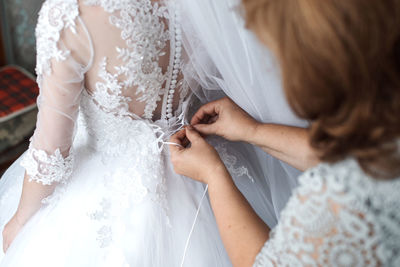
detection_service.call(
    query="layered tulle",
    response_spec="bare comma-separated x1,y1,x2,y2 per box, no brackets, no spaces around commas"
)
180,0,308,227
0,118,232,267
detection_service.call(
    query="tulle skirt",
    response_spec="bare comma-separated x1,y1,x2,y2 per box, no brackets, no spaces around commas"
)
0,140,232,266
0,114,294,267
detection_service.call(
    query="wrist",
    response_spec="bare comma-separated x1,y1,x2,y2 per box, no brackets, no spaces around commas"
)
15,208,34,226
243,120,261,144
206,164,233,189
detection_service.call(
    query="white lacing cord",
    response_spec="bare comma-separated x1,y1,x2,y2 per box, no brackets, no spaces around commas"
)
163,141,184,149
180,184,209,267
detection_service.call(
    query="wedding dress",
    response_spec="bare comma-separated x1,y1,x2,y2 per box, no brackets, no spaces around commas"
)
0,0,232,266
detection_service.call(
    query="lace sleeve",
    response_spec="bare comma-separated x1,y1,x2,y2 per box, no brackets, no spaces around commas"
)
20,0,93,186
253,161,397,266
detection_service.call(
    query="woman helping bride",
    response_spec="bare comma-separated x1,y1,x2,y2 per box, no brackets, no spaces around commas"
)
0,0,234,266
1,0,306,266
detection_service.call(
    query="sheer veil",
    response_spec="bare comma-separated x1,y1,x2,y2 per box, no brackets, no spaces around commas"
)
180,0,308,227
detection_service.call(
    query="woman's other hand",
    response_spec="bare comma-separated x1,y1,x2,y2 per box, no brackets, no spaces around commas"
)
191,97,259,143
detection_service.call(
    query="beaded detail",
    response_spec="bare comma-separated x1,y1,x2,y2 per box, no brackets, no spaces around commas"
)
165,6,183,119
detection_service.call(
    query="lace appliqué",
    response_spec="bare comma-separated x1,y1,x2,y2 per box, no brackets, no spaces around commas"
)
35,0,79,81
88,166,168,250
92,58,133,116
214,142,254,182
86,0,170,119
20,146,74,185
254,159,400,267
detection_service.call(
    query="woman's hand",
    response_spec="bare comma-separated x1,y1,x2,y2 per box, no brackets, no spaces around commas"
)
191,97,260,142
2,213,24,253
169,126,228,184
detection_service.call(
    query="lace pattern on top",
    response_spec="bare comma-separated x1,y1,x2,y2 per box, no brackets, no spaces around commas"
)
21,0,82,186
254,159,400,267
20,145,74,186
27,0,189,194
35,0,79,82
85,0,183,120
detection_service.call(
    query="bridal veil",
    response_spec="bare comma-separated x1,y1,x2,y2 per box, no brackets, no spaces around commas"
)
180,0,308,227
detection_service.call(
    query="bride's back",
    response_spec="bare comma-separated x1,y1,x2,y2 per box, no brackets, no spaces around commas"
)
30,0,189,164
52,0,187,122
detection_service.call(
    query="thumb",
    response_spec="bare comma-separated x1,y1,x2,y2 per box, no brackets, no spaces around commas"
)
185,126,204,144
192,123,218,136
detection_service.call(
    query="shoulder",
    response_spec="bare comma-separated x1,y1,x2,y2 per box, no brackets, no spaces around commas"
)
255,160,400,266
295,159,400,265
295,159,400,226
298,158,400,203
35,0,83,78
37,0,80,29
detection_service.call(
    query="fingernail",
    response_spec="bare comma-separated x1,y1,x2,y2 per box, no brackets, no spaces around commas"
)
187,125,193,130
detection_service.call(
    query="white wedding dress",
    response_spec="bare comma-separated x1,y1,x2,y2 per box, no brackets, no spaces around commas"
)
0,0,233,266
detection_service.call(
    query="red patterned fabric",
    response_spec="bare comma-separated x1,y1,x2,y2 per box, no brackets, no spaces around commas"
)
0,66,38,119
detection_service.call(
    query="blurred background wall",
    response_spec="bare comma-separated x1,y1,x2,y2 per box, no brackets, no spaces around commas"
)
0,0,43,175
0,0,42,72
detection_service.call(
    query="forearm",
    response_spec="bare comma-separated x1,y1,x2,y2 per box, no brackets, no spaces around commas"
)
15,173,56,225
246,123,319,171
208,167,270,267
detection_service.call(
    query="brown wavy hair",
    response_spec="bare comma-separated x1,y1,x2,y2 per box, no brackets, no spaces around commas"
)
243,0,400,178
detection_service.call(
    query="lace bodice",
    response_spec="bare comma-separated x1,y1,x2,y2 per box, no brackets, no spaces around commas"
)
254,159,400,267
21,0,191,185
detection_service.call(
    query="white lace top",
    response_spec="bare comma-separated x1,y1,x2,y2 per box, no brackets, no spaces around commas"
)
20,0,190,185
254,159,400,267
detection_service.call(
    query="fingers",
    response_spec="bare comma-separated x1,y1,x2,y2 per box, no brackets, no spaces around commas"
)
191,101,219,125
169,129,186,153
185,126,204,144
169,126,207,155
192,123,218,136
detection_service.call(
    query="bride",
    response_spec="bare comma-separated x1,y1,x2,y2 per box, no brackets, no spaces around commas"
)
0,0,232,266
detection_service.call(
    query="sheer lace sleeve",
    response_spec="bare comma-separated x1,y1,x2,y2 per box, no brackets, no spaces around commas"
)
254,160,400,267
20,0,93,186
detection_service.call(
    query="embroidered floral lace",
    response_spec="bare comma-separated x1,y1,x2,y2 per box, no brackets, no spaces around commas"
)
254,159,400,267
21,0,189,187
